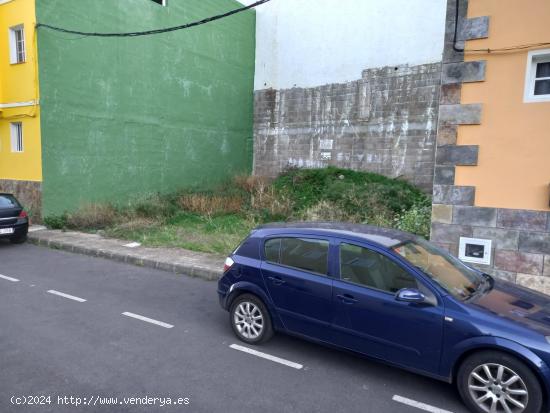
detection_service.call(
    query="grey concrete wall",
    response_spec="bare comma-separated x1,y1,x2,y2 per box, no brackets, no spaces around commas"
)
253,62,442,192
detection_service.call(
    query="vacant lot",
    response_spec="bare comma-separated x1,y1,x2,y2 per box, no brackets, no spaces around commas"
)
44,167,432,255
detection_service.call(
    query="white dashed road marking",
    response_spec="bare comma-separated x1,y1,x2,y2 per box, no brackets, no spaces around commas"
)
0,274,20,282
47,290,87,303
121,312,174,329
229,344,303,370
392,395,454,413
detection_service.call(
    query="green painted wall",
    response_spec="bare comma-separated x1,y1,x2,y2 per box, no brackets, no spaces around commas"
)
35,0,255,216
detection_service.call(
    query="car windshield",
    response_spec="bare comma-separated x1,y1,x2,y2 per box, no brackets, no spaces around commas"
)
392,238,485,300
0,195,20,209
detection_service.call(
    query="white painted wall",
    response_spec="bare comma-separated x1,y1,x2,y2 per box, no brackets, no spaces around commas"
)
239,0,447,90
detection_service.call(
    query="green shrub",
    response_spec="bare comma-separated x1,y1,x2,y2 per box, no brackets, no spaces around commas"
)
395,200,432,238
272,167,429,226
43,214,68,230
129,193,179,219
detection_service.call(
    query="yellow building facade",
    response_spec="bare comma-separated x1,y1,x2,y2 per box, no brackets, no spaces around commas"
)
0,0,42,195
0,0,42,219
432,0,550,290
458,0,550,212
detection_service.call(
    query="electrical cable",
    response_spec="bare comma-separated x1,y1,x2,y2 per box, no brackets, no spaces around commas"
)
35,0,271,38
453,0,550,54
465,42,550,54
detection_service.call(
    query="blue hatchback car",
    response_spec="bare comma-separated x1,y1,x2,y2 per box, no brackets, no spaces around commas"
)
218,222,550,413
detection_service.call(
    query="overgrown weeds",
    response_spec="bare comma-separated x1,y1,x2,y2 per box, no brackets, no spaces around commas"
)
178,193,245,216
44,167,432,254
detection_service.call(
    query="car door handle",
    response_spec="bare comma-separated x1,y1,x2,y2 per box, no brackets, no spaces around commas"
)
268,276,286,286
336,294,358,304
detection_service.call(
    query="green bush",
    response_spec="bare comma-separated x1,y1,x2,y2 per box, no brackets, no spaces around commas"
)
129,193,180,219
43,214,68,230
271,167,431,236
395,200,432,239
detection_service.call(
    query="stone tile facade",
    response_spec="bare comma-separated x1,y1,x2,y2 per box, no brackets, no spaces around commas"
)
253,62,442,192
0,179,42,222
432,205,550,283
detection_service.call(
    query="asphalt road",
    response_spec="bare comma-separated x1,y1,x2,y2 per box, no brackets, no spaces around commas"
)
0,241,470,413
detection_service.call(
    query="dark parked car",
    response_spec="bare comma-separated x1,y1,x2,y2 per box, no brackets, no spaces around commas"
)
0,193,29,244
218,222,550,413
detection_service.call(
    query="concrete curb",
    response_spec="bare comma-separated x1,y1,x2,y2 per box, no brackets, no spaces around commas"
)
28,229,223,281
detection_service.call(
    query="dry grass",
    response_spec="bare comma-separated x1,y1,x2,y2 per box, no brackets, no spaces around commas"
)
233,174,293,217
233,175,271,193
301,200,360,222
250,186,294,217
66,204,119,229
177,193,244,216
108,217,159,232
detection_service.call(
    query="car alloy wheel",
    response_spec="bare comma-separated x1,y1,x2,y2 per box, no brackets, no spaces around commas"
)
468,363,529,413
233,301,264,340
229,294,274,345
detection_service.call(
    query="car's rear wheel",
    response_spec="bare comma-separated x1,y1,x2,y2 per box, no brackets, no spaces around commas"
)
229,294,273,344
457,350,542,413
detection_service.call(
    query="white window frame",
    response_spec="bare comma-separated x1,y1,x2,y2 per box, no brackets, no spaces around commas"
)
8,24,26,64
524,49,550,103
10,122,23,153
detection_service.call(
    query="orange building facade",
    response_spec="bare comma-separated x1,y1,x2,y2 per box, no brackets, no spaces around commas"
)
431,0,550,289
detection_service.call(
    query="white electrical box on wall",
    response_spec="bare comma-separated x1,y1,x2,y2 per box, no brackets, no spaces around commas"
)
458,237,492,266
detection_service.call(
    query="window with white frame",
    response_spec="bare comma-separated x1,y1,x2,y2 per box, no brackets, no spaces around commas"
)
8,25,26,64
524,49,550,103
150,0,167,5
10,122,23,153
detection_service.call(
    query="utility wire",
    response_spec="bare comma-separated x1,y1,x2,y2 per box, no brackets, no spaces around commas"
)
453,0,550,54
35,0,271,37
466,42,550,54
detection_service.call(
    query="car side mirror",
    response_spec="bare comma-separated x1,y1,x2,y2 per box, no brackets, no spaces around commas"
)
396,288,426,304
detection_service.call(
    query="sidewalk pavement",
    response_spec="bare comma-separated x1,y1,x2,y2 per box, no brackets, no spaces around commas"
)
27,228,223,281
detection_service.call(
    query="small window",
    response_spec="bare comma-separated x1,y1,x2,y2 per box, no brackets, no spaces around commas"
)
150,0,167,5
9,25,26,64
339,243,417,293
10,122,23,152
265,238,281,263
524,49,550,103
265,237,329,275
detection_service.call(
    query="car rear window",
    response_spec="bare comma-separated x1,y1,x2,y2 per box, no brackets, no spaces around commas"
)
0,195,20,209
234,236,260,259
265,237,329,275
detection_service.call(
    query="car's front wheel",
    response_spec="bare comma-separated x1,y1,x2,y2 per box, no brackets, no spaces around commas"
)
457,350,543,413
229,294,273,345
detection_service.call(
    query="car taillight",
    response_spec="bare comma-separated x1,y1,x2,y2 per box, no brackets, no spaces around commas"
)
19,210,28,219
223,256,235,273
